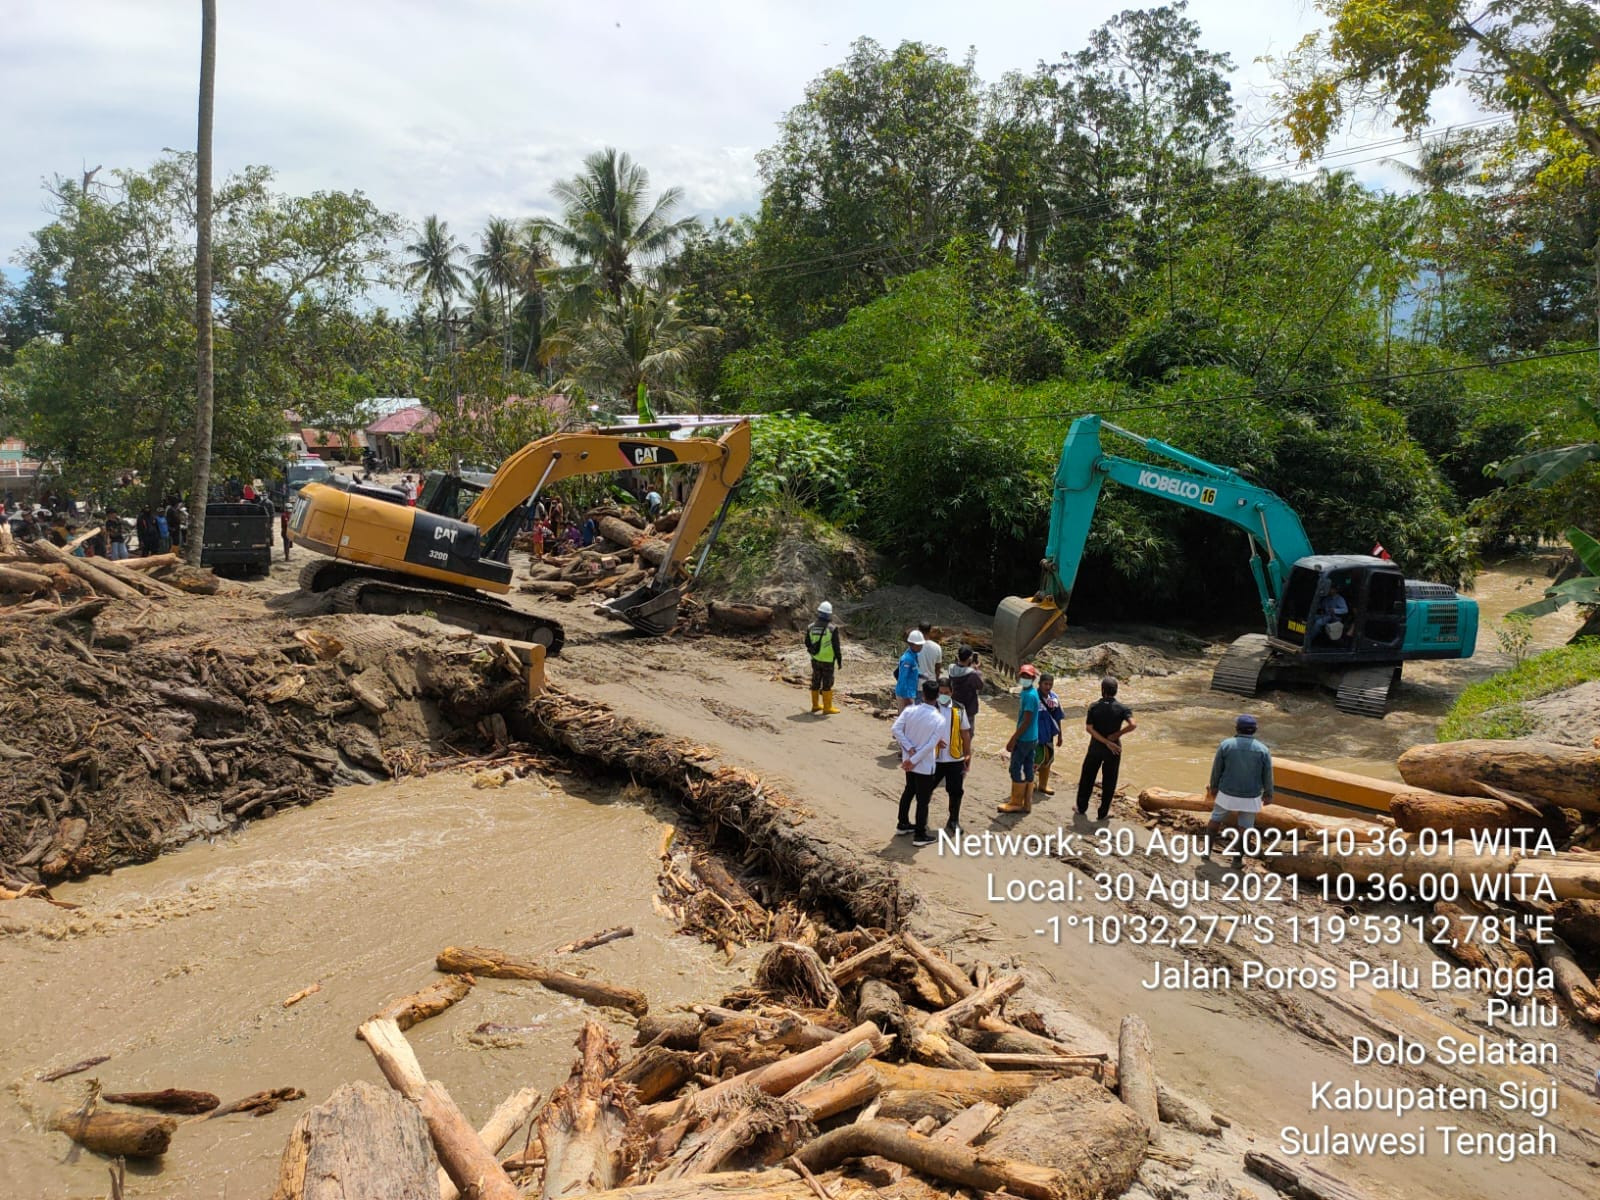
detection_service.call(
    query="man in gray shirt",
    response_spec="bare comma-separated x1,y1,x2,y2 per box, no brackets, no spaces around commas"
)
1203,714,1273,869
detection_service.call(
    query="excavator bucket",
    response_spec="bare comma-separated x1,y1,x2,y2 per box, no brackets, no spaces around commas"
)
599,581,687,636
993,595,1066,676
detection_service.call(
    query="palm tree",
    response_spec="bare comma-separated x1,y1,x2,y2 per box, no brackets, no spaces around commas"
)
1385,138,1475,345
512,222,554,372
556,285,718,412
532,149,696,306
473,216,519,369
404,215,467,348
185,0,217,566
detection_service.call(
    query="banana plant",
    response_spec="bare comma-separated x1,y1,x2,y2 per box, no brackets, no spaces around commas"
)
1495,396,1600,489
1512,527,1600,618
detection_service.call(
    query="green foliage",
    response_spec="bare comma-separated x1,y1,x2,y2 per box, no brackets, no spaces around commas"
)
740,414,860,525
1438,637,1600,741
1511,527,1600,617
407,341,554,471
552,285,717,411
1495,612,1535,667
0,155,400,500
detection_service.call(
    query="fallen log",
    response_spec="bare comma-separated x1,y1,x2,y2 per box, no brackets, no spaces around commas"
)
440,1086,542,1200
557,1170,857,1200
898,932,974,1002
873,1090,968,1126
205,1087,306,1119
1431,901,1532,980
1553,899,1600,953
96,556,189,598
908,974,1023,1071
150,683,247,717
1245,1151,1370,1200
30,538,142,601
435,945,647,1016
553,925,634,955
1530,932,1600,1024
1137,788,1382,835
1116,1014,1158,1137
869,1062,1059,1105
982,1076,1148,1200
635,1013,702,1050
102,1088,220,1115
364,975,474,1034
358,1017,519,1200
272,1081,439,1200
707,602,773,632
1391,789,1549,835
36,1054,109,1082
754,941,841,1010
39,817,90,880
856,978,910,1050
690,853,768,930
828,936,896,986
1397,739,1600,814
644,1021,890,1132
931,1099,1002,1145
975,1052,1105,1073
616,1045,696,1104
518,579,579,598
1514,854,1600,902
1156,1087,1222,1137
538,1021,632,1199
48,1108,177,1158
794,1119,1067,1200
788,1062,882,1120
122,552,181,571
0,564,52,593
596,517,669,566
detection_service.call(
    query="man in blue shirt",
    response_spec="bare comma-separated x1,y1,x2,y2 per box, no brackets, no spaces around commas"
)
895,631,923,713
1306,582,1349,647
1204,714,1274,869
998,664,1042,814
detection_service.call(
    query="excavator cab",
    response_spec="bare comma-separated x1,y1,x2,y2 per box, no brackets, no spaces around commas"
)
1275,557,1406,660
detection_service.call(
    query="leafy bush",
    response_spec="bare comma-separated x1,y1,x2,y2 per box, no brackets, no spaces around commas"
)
1438,639,1600,741
741,413,861,525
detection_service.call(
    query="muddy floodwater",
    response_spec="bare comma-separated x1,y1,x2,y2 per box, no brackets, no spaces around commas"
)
2,774,739,1199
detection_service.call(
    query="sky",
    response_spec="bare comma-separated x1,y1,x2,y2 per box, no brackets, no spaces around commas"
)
1,0,1486,283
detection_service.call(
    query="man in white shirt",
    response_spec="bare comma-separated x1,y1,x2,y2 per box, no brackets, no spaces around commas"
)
934,677,973,835
915,622,942,683
891,680,947,846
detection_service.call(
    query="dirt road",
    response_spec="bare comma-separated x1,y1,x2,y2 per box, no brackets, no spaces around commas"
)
537,570,1598,1200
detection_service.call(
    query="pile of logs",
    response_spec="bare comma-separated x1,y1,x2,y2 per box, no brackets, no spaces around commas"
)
517,509,774,633
44,1077,303,1162
0,529,219,616
270,923,1219,1200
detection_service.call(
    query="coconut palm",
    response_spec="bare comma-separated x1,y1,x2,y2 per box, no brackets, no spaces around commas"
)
511,222,555,372
555,285,717,412
404,215,467,338
473,216,519,369
186,0,217,566
532,148,696,306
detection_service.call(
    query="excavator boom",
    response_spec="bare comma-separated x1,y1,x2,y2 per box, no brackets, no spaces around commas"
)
291,421,752,644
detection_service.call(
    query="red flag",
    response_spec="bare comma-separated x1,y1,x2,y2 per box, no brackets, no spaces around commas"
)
1371,543,1392,561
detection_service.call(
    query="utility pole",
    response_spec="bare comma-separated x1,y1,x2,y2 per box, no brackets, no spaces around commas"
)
185,0,217,564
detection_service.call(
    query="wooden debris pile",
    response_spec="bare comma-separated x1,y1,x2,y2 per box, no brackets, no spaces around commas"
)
267,903,1244,1200
0,534,221,615
0,604,533,884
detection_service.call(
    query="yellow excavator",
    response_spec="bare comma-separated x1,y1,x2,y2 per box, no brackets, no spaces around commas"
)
289,421,752,651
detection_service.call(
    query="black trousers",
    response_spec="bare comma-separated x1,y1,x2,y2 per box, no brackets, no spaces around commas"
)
810,660,835,690
1077,743,1121,817
897,770,937,834
933,760,964,829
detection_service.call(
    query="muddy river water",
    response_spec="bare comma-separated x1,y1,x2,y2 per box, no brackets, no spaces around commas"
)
2,775,740,1198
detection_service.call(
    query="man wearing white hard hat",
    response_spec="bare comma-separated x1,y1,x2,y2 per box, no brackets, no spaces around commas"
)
804,601,843,715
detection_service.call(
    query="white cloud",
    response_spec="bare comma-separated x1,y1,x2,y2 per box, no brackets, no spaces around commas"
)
1,0,1485,277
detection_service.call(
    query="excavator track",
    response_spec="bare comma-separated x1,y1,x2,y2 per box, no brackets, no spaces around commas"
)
1210,634,1273,698
328,577,564,653
1334,665,1399,718
298,559,362,593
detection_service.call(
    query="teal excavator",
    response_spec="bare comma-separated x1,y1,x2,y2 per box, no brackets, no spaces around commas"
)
993,415,1478,716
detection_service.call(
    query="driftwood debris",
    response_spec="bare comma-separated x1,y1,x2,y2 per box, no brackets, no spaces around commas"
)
37,1054,110,1082
539,1022,634,1199
364,974,474,1034
440,1086,542,1200
1246,1151,1372,1200
101,1088,220,1115
272,1081,439,1200
48,1108,178,1158
1397,739,1600,814
553,925,635,955
1116,1015,1159,1136
795,1120,1068,1200
1390,789,1550,834
436,945,648,1015
706,602,774,632
359,1017,521,1200
1137,788,1382,836
1530,932,1600,1024
1553,899,1600,953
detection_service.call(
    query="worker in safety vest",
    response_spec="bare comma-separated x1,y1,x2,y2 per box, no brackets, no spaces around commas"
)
804,600,843,715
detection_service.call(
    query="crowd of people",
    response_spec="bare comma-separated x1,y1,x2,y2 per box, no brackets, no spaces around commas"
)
2,489,190,559
802,601,1275,858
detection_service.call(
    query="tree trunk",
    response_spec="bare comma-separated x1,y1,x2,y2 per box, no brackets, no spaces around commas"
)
439,1087,542,1200
272,1082,438,1200
615,1045,695,1104
1390,790,1550,834
899,932,975,1003
1530,932,1600,1024
435,945,647,1015
48,1109,177,1158
1245,1151,1371,1200
1116,1015,1158,1137
29,539,141,601
795,1120,1068,1200
187,0,217,566
855,978,910,1050
538,1021,633,1200
1137,787,1382,836
357,1018,520,1200
635,1013,702,1050
364,974,474,1034
101,1088,219,1115
1553,900,1600,954
1396,740,1600,813
868,1062,1059,1105
706,603,774,631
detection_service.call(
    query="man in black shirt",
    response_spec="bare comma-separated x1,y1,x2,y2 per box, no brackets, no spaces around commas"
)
1077,676,1137,821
